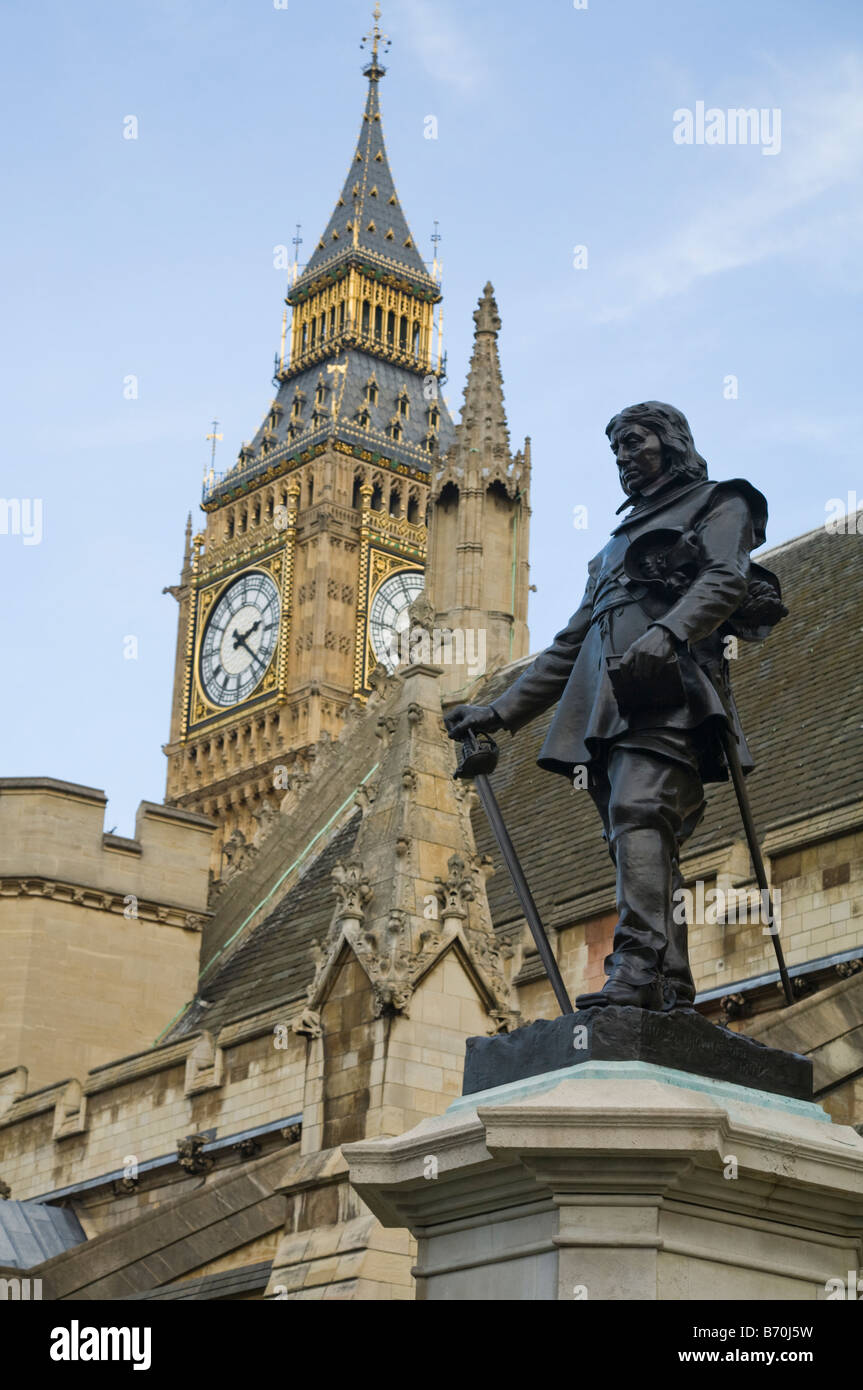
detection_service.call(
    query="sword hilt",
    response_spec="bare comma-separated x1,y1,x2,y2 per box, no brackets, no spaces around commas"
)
453,729,500,781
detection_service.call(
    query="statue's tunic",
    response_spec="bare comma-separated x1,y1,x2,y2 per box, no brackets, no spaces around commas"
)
491,477,768,783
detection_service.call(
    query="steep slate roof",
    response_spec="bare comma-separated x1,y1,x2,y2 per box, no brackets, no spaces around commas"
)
472,517,863,933
247,349,455,476
299,60,435,288
169,812,361,1039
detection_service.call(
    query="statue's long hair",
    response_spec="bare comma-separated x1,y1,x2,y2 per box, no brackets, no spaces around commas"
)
605,402,708,483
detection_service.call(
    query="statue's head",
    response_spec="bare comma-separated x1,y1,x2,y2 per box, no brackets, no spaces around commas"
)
605,402,708,497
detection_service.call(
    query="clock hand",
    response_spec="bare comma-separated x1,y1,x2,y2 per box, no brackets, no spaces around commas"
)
232,619,262,655
232,635,269,668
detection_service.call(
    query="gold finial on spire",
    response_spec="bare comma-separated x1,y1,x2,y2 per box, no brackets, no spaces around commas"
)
361,2,390,76
205,419,223,478
430,220,442,284
291,223,303,285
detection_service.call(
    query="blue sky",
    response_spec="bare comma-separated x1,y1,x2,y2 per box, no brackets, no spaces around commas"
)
2,0,861,835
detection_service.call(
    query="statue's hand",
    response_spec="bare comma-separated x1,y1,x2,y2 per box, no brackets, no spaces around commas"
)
444,704,503,741
619,625,677,684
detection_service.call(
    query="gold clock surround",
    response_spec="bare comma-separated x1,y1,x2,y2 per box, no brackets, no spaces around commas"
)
186,552,286,734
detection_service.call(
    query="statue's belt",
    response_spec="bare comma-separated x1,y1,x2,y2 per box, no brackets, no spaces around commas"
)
588,592,646,626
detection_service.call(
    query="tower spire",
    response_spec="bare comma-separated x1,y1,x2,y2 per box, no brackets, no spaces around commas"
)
425,284,532,694
203,3,454,512
298,10,428,287
456,283,511,460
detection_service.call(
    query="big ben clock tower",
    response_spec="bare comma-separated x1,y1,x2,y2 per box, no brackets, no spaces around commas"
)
163,8,455,866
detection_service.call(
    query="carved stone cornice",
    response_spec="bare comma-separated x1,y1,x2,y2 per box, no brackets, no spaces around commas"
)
0,878,207,932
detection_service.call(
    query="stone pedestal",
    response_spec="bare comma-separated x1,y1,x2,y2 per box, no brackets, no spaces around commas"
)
345,1061,863,1300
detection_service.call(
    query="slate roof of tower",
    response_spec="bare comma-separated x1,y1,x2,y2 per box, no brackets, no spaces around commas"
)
245,349,455,476
168,514,863,1037
297,62,435,289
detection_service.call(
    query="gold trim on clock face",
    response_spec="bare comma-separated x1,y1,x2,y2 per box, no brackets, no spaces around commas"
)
368,568,425,673
199,570,281,708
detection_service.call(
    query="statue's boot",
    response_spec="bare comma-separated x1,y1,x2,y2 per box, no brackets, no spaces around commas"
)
575,827,668,1012
575,977,664,1010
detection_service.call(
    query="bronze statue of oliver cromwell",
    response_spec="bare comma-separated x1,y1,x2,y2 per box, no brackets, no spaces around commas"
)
446,402,786,1014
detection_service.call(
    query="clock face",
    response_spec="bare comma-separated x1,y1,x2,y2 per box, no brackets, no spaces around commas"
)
369,570,425,673
199,570,281,708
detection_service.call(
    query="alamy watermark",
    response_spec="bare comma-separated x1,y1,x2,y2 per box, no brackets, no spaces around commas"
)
673,881,781,934
825,495,863,534
0,498,42,545
387,626,486,681
673,102,781,156
825,1271,862,1300
0,1276,42,1300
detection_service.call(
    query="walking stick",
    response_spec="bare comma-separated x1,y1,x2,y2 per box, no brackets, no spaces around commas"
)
454,730,574,1016
711,686,795,1008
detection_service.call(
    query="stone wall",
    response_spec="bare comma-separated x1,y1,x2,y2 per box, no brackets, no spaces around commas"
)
0,779,214,1088
0,1013,306,1218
